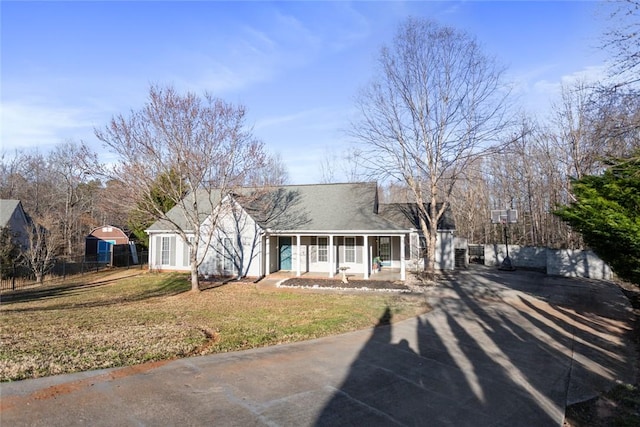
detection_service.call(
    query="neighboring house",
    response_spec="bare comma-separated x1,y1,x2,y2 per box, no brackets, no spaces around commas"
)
85,225,138,266
145,182,456,280
0,199,31,251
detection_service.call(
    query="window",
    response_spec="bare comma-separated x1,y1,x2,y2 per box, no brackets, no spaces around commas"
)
345,237,355,263
318,237,328,262
161,236,171,265
183,236,194,267
379,237,391,264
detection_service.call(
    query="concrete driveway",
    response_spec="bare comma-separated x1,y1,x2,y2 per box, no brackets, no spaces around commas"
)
1,267,636,426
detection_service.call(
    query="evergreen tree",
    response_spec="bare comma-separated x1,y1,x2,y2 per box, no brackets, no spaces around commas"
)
555,152,640,285
127,169,184,249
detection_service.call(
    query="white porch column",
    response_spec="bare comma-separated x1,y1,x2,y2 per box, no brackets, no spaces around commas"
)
400,234,406,281
363,235,369,280
265,235,270,275
296,234,302,277
329,235,334,278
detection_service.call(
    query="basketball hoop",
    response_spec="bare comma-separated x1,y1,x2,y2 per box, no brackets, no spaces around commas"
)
491,209,518,224
490,208,517,271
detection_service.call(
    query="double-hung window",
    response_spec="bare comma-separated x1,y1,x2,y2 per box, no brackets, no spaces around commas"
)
161,236,171,265
345,237,355,263
318,237,328,262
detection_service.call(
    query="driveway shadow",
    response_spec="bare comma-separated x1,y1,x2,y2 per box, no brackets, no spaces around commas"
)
315,268,636,426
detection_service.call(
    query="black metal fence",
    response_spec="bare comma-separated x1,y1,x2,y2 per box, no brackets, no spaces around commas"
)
0,251,148,292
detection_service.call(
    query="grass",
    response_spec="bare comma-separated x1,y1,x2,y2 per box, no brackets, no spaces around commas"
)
0,270,429,382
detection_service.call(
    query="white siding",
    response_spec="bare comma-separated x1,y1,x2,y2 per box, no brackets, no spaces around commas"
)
197,199,263,278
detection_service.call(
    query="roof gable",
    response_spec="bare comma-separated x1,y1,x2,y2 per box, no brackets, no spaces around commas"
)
0,199,27,228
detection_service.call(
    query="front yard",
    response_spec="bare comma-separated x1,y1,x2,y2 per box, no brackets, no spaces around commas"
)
0,270,429,382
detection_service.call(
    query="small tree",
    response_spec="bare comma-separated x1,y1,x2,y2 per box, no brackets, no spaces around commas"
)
351,18,511,277
555,152,640,285
96,85,272,291
20,214,63,284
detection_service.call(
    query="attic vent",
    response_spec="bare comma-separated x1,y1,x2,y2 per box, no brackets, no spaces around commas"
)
102,227,113,232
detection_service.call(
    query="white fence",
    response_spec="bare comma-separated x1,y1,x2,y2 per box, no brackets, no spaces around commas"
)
483,244,612,280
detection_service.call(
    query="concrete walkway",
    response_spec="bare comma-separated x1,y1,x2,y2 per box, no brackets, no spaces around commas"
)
1,267,636,426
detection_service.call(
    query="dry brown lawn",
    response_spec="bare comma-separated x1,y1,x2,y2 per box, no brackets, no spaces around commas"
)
0,270,429,382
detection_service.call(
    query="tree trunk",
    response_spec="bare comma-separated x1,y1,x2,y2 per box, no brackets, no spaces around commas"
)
190,257,200,292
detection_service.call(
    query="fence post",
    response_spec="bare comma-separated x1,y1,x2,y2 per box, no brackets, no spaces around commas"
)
12,263,16,291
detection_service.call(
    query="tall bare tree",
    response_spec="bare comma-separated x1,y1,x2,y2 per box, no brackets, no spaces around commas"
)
48,141,98,256
95,85,273,291
351,18,512,276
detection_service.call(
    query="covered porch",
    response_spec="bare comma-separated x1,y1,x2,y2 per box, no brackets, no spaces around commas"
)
263,232,409,280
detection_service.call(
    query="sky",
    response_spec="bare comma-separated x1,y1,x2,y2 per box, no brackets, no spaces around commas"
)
1,1,613,184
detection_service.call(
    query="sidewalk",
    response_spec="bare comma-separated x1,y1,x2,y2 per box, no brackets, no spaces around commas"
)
1,267,635,426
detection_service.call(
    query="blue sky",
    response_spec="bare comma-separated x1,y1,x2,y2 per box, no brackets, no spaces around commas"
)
1,1,611,184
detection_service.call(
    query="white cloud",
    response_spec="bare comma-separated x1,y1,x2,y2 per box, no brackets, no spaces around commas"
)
0,101,97,151
560,64,608,86
509,63,610,115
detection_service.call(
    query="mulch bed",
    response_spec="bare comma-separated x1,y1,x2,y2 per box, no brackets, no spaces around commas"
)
278,277,410,292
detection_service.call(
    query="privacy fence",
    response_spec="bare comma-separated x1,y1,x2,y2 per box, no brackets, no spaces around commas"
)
478,244,612,280
0,251,149,292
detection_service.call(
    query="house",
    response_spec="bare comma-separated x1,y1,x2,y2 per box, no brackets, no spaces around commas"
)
145,182,456,280
378,203,456,271
0,199,31,252
85,225,138,266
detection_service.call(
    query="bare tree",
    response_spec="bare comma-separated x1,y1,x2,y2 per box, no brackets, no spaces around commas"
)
603,0,640,85
0,150,27,199
319,147,339,184
449,158,491,244
319,146,363,184
20,213,64,284
95,85,272,292
351,18,512,276
47,141,98,256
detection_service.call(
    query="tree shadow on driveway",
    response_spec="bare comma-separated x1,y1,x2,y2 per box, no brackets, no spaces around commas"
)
315,269,636,426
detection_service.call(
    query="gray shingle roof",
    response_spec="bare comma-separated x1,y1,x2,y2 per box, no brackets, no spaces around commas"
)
147,183,408,233
0,199,22,228
378,203,456,231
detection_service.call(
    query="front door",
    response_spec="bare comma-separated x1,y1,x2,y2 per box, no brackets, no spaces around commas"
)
279,237,292,270
378,236,392,266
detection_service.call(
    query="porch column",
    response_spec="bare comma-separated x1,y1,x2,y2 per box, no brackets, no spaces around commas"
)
265,235,270,275
400,234,406,281
363,235,369,280
329,235,334,278
296,234,302,277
